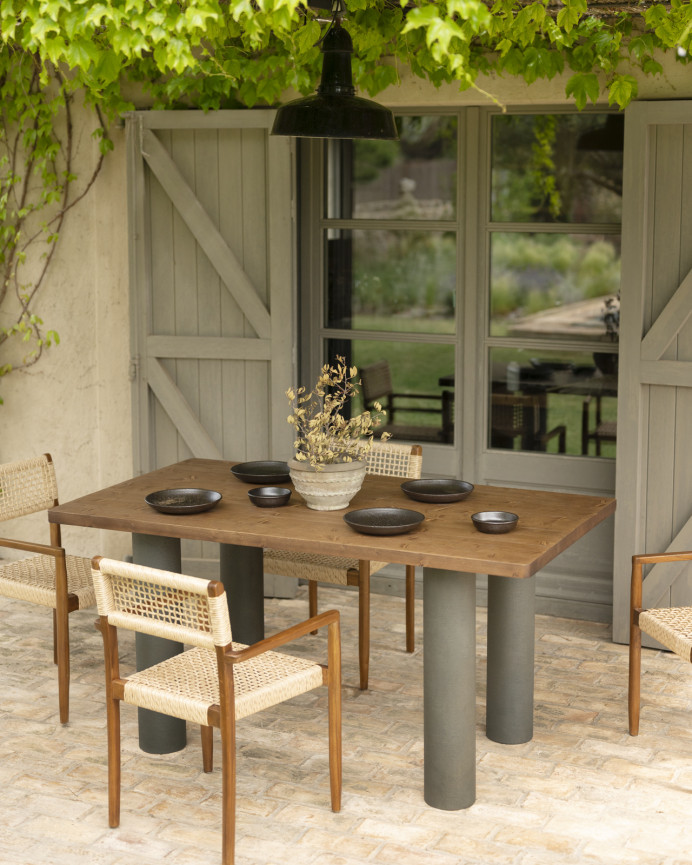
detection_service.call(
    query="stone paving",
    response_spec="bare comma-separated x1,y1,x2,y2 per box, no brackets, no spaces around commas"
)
2,584,692,865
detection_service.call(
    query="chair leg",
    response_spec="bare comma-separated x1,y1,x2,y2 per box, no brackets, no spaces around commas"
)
628,616,642,736
53,609,58,665
405,565,415,654
358,561,370,690
107,695,121,827
201,725,214,772
55,601,70,724
327,616,342,812
220,715,237,865
308,580,318,635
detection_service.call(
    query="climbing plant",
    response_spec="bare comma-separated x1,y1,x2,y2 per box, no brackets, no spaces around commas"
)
0,0,691,402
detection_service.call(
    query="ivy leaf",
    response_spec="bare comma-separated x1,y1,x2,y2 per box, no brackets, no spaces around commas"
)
565,71,600,109
608,73,637,108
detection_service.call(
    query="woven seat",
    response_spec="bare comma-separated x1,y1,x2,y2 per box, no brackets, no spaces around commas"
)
92,557,341,865
0,454,95,723
628,550,692,735
264,441,423,690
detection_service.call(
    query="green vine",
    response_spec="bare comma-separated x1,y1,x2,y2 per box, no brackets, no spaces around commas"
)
0,0,691,403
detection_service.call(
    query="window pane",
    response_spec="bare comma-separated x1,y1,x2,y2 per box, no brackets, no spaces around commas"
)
326,116,458,220
326,229,456,334
491,114,623,224
325,338,455,444
489,233,621,343
488,347,617,458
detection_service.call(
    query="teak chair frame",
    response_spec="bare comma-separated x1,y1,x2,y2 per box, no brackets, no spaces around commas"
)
0,453,95,723
264,441,423,690
628,550,692,736
92,556,342,865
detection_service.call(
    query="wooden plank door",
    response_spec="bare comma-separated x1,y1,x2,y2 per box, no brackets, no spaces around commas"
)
613,101,692,643
127,110,295,577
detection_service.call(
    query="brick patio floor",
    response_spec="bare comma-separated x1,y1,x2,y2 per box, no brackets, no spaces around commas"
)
2,584,692,865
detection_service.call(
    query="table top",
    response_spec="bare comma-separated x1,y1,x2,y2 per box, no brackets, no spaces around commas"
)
49,459,615,579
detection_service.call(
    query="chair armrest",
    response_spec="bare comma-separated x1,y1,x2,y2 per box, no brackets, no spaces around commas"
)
632,551,692,566
0,536,65,559
630,551,692,616
390,392,442,402
225,609,339,663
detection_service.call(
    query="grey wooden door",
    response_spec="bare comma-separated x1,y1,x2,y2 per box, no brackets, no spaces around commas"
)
127,110,295,576
613,101,692,643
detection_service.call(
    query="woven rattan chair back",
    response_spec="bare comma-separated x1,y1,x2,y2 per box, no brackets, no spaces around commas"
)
0,453,95,724
92,557,232,649
264,441,423,690
0,453,58,521
628,550,692,736
92,557,341,865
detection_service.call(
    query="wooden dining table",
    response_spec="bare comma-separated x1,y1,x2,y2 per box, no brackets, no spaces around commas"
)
48,458,615,811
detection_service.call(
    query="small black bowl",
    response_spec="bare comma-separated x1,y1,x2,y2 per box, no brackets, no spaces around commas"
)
471,511,518,534
248,487,292,508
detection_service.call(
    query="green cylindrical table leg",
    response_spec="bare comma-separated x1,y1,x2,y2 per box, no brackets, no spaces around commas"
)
219,544,265,645
423,567,476,810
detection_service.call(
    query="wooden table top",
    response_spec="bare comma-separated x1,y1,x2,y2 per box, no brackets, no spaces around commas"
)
49,458,615,579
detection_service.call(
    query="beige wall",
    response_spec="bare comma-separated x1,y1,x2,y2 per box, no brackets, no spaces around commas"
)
1,49,689,561
0,111,132,560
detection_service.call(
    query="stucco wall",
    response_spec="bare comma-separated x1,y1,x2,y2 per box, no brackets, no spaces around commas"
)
0,109,132,561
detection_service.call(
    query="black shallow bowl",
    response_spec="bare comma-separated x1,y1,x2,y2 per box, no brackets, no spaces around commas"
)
401,478,474,503
344,507,425,536
145,489,222,515
471,511,518,534
231,461,291,484
248,487,292,508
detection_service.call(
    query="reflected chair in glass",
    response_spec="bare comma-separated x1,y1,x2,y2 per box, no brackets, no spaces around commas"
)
361,359,451,443
264,441,423,690
92,556,342,865
628,550,692,735
581,394,617,455
0,453,95,724
490,393,566,453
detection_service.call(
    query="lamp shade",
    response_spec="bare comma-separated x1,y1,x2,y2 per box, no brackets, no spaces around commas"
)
271,19,398,140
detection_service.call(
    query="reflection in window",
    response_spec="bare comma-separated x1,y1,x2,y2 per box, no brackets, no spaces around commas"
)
488,348,617,457
489,233,621,342
326,115,458,220
326,229,456,334
491,114,623,224
327,338,455,444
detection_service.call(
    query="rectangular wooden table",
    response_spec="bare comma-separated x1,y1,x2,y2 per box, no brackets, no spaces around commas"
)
49,458,615,811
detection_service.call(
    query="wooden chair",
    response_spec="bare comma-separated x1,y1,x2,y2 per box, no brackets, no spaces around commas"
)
361,359,450,443
491,393,566,453
0,453,95,723
628,550,692,736
582,394,617,455
264,441,423,690
92,556,341,865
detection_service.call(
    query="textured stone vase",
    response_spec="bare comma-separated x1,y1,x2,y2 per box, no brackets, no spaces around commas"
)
288,458,367,511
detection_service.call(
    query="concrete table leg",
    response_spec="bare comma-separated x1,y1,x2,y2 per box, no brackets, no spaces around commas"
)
131,533,186,754
219,544,265,645
486,574,535,744
423,568,476,810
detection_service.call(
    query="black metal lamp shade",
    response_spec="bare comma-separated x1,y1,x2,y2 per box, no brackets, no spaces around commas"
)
271,19,398,140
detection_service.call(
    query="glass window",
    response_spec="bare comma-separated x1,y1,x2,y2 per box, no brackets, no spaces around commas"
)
491,114,623,224
325,229,456,333
326,338,455,445
489,233,621,342
326,115,458,220
488,347,617,457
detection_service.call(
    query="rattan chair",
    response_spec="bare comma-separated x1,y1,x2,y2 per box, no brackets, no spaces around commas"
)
92,556,341,865
628,550,692,735
0,453,95,723
264,441,423,690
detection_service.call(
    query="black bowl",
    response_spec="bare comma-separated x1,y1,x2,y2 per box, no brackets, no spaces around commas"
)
231,460,291,484
248,487,292,508
471,511,518,534
145,489,222,515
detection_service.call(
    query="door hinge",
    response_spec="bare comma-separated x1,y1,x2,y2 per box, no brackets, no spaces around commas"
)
128,356,139,381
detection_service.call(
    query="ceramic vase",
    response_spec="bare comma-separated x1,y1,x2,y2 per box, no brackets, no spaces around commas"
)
288,458,366,511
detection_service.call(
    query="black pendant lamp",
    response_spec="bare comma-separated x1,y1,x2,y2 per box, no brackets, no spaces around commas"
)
271,13,398,140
